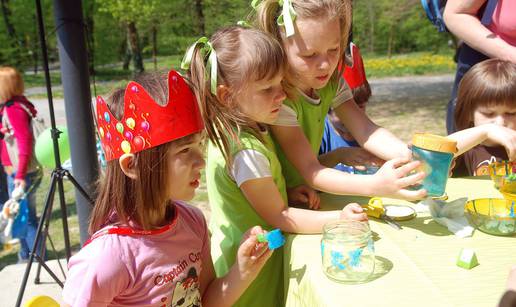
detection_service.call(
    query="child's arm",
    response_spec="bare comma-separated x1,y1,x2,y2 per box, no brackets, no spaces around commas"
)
333,98,412,160
318,146,384,169
287,184,321,209
447,124,516,160
270,125,426,200
239,176,367,233
200,227,272,307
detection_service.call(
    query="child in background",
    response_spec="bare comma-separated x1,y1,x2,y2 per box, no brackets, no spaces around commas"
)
453,58,516,176
0,66,42,263
183,26,367,307
62,71,272,306
254,0,427,200
319,42,383,173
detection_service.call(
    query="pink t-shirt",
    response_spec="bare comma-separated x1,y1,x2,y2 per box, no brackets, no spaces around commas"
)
62,202,210,307
488,0,516,46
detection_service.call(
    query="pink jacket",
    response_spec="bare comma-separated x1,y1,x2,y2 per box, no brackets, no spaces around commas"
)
0,96,37,179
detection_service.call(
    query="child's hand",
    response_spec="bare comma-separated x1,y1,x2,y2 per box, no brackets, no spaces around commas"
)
338,147,385,170
340,203,368,221
373,157,427,201
486,124,516,161
287,184,320,209
236,226,273,282
507,265,516,292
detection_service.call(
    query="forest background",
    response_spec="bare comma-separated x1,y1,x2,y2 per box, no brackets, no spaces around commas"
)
0,0,457,81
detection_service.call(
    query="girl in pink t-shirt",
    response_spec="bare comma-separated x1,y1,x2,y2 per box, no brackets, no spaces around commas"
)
62,70,272,307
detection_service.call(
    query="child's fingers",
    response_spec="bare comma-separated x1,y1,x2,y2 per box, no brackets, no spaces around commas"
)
397,171,425,188
351,212,368,221
240,226,264,245
252,249,273,268
238,236,259,258
346,203,364,213
397,188,427,201
384,157,410,169
394,160,421,177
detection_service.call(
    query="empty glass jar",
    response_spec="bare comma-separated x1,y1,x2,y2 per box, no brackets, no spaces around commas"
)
321,220,375,283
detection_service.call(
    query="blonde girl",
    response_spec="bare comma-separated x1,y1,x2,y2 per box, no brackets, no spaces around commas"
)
184,25,367,307
254,0,429,200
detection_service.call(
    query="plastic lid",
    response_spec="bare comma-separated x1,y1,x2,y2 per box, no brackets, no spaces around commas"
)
412,133,458,153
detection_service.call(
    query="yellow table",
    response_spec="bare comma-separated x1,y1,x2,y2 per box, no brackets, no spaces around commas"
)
284,177,516,307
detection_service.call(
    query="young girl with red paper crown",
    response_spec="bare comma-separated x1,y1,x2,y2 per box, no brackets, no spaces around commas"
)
62,71,272,307
182,25,367,307
253,0,429,200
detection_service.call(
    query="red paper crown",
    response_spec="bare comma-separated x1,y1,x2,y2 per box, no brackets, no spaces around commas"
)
342,42,367,90
96,70,204,161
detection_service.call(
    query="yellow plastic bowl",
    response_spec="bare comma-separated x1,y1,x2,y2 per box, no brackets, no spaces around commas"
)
488,161,516,193
465,198,516,236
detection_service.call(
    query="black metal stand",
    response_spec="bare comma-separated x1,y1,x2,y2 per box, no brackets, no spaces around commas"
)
15,0,93,306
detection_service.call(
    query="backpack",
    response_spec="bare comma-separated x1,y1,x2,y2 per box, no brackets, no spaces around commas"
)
1,100,46,173
421,0,498,32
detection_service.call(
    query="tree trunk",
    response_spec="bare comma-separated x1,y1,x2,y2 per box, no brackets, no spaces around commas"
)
84,0,95,75
1,0,24,65
127,21,144,74
194,0,205,36
367,0,375,53
387,24,395,58
1,0,18,43
32,13,38,73
152,24,158,71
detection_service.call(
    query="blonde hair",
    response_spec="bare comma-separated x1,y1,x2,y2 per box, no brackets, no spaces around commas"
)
0,66,24,103
455,59,516,130
90,72,196,233
253,0,352,84
186,25,286,164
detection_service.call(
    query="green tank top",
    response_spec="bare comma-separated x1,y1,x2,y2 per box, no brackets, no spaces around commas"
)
274,82,338,187
207,130,287,307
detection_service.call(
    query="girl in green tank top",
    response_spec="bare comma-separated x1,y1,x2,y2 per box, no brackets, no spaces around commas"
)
253,0,429,201
183,25,368,307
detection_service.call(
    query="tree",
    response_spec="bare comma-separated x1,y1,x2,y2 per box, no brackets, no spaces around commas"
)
97,0,165,74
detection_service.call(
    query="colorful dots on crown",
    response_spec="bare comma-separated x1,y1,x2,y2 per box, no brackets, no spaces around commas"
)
96,70,204,161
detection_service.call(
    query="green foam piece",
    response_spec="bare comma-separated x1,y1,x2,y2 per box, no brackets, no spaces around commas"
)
456,248,479,270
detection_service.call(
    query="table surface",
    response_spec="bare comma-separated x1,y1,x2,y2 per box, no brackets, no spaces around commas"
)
283,177,516,307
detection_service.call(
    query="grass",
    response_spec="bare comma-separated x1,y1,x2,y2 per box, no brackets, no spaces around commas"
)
23,52,456,99
364,52,456,78
25,55,183,99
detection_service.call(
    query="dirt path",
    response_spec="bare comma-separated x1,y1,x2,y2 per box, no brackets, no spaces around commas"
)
367,74,454,142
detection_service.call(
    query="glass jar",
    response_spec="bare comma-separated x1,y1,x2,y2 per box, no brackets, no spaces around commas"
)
321,220,375,283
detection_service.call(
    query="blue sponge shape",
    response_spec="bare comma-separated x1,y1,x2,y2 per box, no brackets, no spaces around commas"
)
257,229,285,250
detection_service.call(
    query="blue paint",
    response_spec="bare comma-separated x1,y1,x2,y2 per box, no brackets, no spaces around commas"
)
331,250,346,270
348,248,364,268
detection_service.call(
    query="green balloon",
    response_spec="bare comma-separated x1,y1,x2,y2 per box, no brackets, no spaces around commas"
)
35,126,71,168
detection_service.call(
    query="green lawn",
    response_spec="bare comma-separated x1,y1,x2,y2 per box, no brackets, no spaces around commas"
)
364,52,456,78
24,52,456,99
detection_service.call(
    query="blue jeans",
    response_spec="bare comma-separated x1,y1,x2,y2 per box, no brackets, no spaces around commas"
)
5,171,42,260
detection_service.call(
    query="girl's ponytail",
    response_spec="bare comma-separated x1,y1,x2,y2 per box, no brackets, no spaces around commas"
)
184,39,238,164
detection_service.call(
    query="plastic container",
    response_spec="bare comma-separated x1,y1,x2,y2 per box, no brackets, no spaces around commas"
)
411,133,457,197
465,198,516,236
321,220,375,283
488,161,516,193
